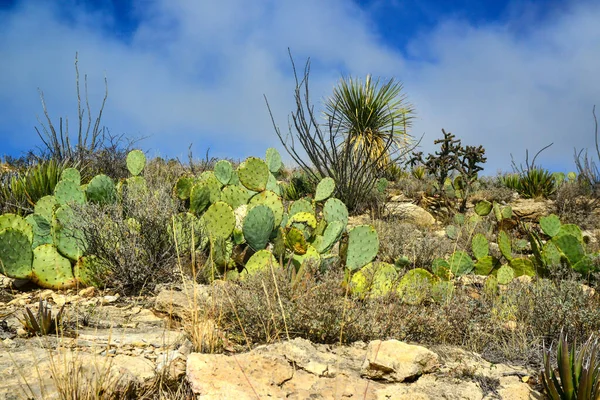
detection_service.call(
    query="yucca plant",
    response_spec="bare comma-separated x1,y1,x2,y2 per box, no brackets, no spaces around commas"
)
542,331,600,400
518,167,556,198
324,74,415,169
500,173,521,191
18,298,65,336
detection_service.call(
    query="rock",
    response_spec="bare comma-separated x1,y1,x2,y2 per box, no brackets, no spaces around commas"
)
511,199,554,221
154,287,210,321
386,202,436,227
361,339,439,382
78,287,96,297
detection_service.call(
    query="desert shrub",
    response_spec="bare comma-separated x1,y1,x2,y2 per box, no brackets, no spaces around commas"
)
75,179,181,294
517,167,556,199
555,180,600,230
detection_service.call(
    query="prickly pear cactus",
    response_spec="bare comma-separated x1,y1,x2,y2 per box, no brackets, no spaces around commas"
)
61,168,81,185
285,227,308,255
314,177,335,202
54,179,86,205
189,183,211,215
0,228,33,279
243,204,275,251
496,264,514,285
25,214,53,249
203,202,236,240
313,220,344,254
86,174,117,205
242,249,278,277
350,262,397,298
540,214,561,237
323,198,348,228
238,157,269,192
498,231,512,261
265,148,283,174
197,171,223,203
289,199,314,217
31,244,78,289
221,185,250,210
471,233,489,260
34,195,58,222
474,200,492,216
174,176,194,200
248,190,284,227
126,150,146,176
448,251,474,276
0,214,33,243
397,268,435,305
346,225,379,271
214,160,233,186
53,205,87,261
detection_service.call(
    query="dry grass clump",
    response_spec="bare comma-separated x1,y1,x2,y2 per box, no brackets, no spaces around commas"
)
555,181,600,230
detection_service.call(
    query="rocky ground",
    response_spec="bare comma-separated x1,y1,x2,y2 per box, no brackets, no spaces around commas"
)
0,274,543,400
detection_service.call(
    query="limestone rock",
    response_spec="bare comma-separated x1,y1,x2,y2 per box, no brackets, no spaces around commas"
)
511,199,554,221
361,339,439,382
386,202,436,227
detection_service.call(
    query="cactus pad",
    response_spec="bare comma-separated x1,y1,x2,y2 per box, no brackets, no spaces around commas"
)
242,204,274,251
540,214,561,237
237,157,269,192
189,183,211,215
126,150,146,176
34,195,58,221
350,262,397,298
448,251,474,276
0,228,33,279
203,202,235,240
265,147,283,174
323,198,348,227
285,227,308,255
432,259,452,280
509,258,535,277
397,268,435,305
266,173,281,196
54,179,86,205
221,185,250,210
26,214,53,249
214,160,233,185
61,167,81,185
471,233,489,260
53,205,87,261
314,220,344,253
346,225,379,271
174,176,194,200
249,190,284,227
558,224,583,243
243,249,278,277
289,199,314,217
0,213,33,244
496,264,515,285
473,256,497,275
553,234,585,266
314,177,335,202
497,231,512,261
86,174,117,205
198,171,223,202
474,200,492,216
31,244,78,289
291,244,321,273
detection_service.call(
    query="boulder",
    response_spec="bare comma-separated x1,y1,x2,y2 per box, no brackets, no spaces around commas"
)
386,202,436,227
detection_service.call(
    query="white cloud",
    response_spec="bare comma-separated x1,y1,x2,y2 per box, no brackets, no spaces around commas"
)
1,0,599,172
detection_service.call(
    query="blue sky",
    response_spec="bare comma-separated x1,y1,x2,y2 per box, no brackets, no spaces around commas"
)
1,0,599,173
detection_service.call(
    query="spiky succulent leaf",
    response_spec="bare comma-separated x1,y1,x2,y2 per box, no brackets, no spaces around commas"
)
126,150,146,176
0,228,33,279
34,195,58,222
314,177,335,202
221,185,251,210
26,214,53,249
214,160,233,185
289,198,315,217
174,176,194,200
266,173,282,196
53,205,87,261
554,234,586,266
54,179,86,205
509,257,535,277
189,183,211,214
350,261,398,298
346,225,379,271
31,244,78,289
314,220,344,253
558,224,584,243
242,249,278,277
197,171,223,202
285,227,308,255
237,157,269,192
474,256,497,276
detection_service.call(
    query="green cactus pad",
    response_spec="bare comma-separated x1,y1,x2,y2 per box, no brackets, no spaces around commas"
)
0,228,33,279
74,255,104,287
54,179,86,205
314,220,344,253
509,258,535,277
189,183,211,215
501,205,512,220
125,176,149,198
242,249,278,277
542,240,562,267
266,174,281,196
25,214,53,249
287,212,317,229
572,255,595,274
221,185,250,210
228,170,240,186
237,157,269,192
448,251,474,276
61,167,81,185
209,237,234,268
203,202,236,240
496,264,515,285
493,202,502,222
198,171,224,202
249,190,284,227
0,213,33,244
289,199,315,217
540,214,561,237
432,259,452,280
397,268,435,305
174,176,194,200
285,227,308,255
567,171,577,181
214,160,233,185
473,256,497,276
53,205,87,261
350,262,398,298
86,174,117,205
471,233,489,260
34,195,58,222
292,244,321,273
314,177,335,202
243,204,275,251
553,234,585,266
171,212,206,252
346,225,379,271
484,275,499,296
126,150,146,176
31,244,78,289
558,224,583,243
271,227,286,258
454,213,465,226
265,148,283,174
323,198,348,227
474,200,492,216
445,225,458,240
498,231,512,261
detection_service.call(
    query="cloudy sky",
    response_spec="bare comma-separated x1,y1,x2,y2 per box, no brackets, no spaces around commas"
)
1,0,599,173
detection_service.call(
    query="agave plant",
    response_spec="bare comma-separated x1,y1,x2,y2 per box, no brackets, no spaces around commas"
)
19,298,65,336
324,74,415,169
542,331,600,400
